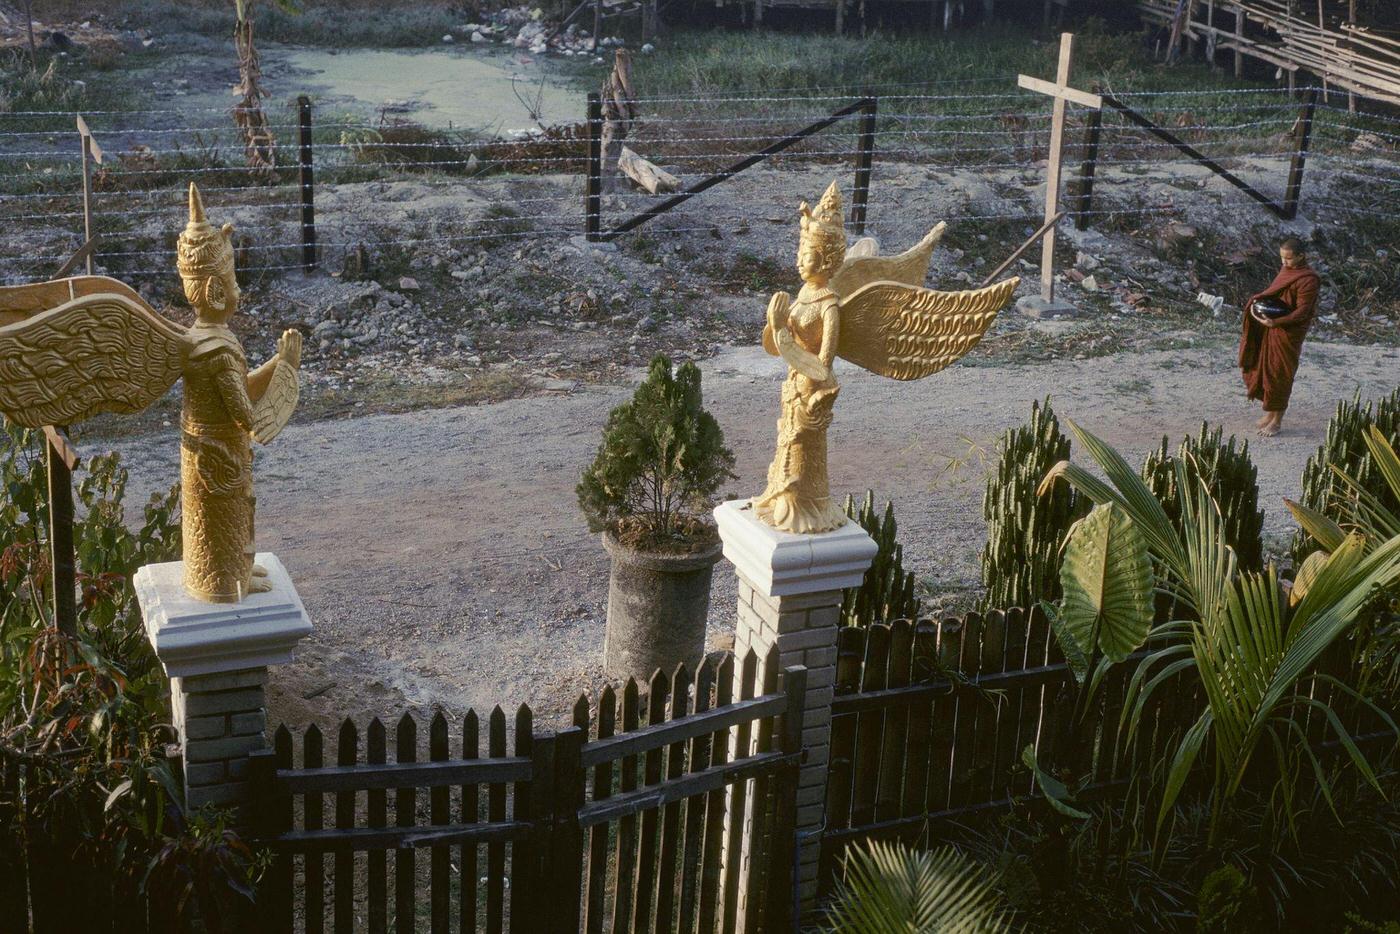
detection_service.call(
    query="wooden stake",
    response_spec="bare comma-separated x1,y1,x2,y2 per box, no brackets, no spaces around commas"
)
1235,5,1244,78
76,116,103,276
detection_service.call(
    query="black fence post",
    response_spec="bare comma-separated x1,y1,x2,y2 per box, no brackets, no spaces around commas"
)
1074,100,1103,231
850,98,877,236
297,96,316,271
1282,89,1318,222
586,93,603,242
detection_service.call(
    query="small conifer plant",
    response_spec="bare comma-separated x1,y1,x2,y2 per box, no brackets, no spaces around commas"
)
578,355,735,552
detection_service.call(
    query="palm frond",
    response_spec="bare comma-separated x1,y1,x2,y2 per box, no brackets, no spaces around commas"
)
825,840,1012,934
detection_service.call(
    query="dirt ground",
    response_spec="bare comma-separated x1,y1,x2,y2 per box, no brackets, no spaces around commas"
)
109,335,1400,732
5,30,1397,736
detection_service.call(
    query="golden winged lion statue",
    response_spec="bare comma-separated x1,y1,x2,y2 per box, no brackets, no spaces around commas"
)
0,183,301,603
754,181,1019,534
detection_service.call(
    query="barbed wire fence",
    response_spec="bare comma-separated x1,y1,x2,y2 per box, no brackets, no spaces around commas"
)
0,81,1396,288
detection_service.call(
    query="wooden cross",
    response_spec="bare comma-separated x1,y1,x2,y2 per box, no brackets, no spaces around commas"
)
1017,33,1102,304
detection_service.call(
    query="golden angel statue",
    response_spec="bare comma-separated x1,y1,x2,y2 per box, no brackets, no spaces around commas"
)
754,181,1019,534
0,183,301,603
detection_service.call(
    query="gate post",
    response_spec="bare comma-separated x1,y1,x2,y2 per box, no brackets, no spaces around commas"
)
714,500,876,921
136,554,312,824
544,727,586,931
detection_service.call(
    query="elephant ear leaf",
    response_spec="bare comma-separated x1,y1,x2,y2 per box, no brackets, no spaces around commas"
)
1059,502,1154,664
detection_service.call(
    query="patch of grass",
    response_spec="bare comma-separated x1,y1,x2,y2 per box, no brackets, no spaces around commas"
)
572,21,1250,105
93,134,298,193
342,120,475,173
474,124,587,175
301,370,533,421
1112,375,1152,398
718,251,790,292
475,203,534,249
0,50,132,132
120,1,464,49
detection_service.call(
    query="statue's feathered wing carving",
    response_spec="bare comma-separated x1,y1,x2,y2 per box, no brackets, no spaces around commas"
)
830,223,946,298
837,276,1019,381
251,358,299,444
0,291,186,428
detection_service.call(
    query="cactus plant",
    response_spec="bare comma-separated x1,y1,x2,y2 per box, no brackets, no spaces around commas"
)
1141,422,1265,572
980,397,1090,612
841,491,921,627
1291,387,1400,565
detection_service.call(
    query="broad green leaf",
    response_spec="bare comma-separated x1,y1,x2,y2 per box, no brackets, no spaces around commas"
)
1059,503,1154,663
1289,550,1327,606
1284,497,1347,553
1022,744,1089,820
1365,425,1400,506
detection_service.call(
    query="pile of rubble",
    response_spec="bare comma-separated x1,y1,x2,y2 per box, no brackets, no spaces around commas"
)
446,4,646,58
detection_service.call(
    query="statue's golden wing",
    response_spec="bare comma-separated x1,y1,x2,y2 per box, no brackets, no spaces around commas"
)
836,276,1019,381
0,291,186,427
0,275,149,329
251,358,299,444
830,223,947,298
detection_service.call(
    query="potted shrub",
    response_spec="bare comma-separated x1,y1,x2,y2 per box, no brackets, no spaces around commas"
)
578,355,735,682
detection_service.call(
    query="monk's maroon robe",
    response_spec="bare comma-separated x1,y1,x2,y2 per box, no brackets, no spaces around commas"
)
1239,265,1320,412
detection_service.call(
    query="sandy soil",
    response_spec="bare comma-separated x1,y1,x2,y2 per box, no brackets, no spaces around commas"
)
108,335,1400,733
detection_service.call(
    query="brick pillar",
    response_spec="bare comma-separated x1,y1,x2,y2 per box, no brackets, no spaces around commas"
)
170,668,270,812
714,500,876,923
136,553,311,823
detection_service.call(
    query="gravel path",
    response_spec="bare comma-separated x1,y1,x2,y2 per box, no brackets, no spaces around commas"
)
112,336,1400,731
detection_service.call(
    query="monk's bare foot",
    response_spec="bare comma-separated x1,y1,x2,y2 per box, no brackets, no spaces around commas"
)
1256,412,1272,429
1258,413,1283,437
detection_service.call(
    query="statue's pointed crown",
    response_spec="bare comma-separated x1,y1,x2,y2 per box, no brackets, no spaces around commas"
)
177,182,235,280
799,180,846,257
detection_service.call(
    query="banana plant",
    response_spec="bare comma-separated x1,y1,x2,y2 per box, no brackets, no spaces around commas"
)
1041,419,1400,844
824,840,1012,934
232,0,300,174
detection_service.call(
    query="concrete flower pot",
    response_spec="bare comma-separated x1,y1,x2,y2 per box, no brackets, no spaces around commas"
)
602,531,724,683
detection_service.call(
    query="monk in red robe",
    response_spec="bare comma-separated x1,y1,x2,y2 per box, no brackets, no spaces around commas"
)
1239,238,1321,437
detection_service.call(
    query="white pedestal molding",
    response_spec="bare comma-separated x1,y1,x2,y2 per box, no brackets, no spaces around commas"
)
137,553,312,814
714,499,877,920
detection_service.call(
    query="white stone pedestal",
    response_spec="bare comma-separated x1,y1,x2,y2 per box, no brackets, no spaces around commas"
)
137,553,311,813
1017,294,1080,319
714,499,877,920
